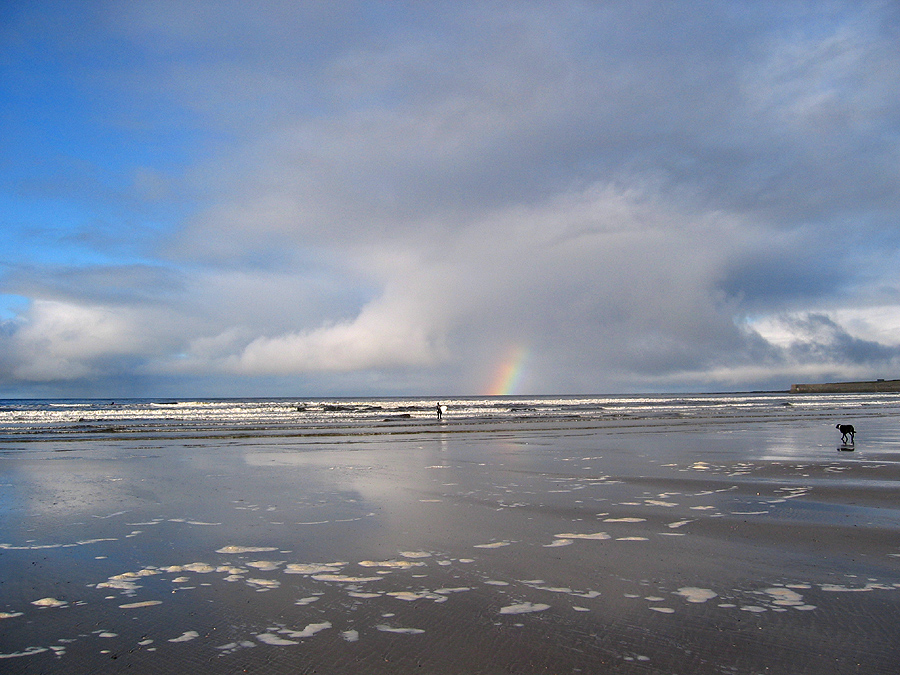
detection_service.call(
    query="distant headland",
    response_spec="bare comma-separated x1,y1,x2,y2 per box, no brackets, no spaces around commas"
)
790,378,900,393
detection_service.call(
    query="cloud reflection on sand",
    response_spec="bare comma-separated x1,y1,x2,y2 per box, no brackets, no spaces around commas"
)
3,401,900,671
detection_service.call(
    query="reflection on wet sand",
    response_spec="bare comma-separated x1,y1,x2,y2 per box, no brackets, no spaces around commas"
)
2,405,900,673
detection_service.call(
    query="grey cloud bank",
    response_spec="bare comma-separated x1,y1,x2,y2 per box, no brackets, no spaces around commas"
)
1,1,899,397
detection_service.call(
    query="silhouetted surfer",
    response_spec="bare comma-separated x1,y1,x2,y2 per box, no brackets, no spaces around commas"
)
436,402,446,420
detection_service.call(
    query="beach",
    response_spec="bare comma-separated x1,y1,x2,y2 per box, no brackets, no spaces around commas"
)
1,395,899,673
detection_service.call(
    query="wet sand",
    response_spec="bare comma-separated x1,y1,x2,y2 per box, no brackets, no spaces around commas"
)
2,414,900,673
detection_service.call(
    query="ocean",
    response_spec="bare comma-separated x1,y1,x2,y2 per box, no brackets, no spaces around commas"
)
3,391,899,439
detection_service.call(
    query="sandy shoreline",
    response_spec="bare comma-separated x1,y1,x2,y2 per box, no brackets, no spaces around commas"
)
2,413,899,673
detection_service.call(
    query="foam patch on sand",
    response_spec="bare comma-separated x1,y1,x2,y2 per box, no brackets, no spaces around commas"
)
521,580,599,599
399,551,432,558
675,587,718,603
119,600,163,609
257,633,297,645
0,538,117,551
247,561,282,571
284,563,346,575
387,591,431,601
282,622,332,638
667,520,693,528
294,596,321,606
215,640,257,655
168,631,199,643
499,602,550,614
376,625,425,634
764,588,815,610
554,532,611,540
172,563,216,573
216,546,278,554
0,647,49,659
359,560,426,569
97,579,141,592
311,574,382,583
820,582,895,592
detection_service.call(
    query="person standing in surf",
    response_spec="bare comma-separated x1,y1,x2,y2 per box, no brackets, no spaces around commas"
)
436,402,443,420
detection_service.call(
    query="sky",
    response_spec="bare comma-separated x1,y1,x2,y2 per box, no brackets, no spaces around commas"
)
1,1,899,398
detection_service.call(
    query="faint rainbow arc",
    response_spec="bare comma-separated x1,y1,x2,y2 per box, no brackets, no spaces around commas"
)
487,345,529,396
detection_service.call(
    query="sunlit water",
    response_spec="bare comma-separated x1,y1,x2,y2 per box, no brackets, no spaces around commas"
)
3,391,900,439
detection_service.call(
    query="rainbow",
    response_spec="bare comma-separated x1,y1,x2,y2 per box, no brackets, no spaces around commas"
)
487,345,529,396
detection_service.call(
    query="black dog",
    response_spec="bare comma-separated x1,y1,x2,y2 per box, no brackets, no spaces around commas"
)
836,424,855,444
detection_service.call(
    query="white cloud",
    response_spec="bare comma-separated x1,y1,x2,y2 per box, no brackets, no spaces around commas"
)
231,293,444,374
9,300,157,381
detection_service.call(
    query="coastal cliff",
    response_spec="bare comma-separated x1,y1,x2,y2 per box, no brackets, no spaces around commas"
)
790,379,900,393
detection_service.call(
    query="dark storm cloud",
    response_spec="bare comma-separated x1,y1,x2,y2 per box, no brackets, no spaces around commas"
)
785,313,900,365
